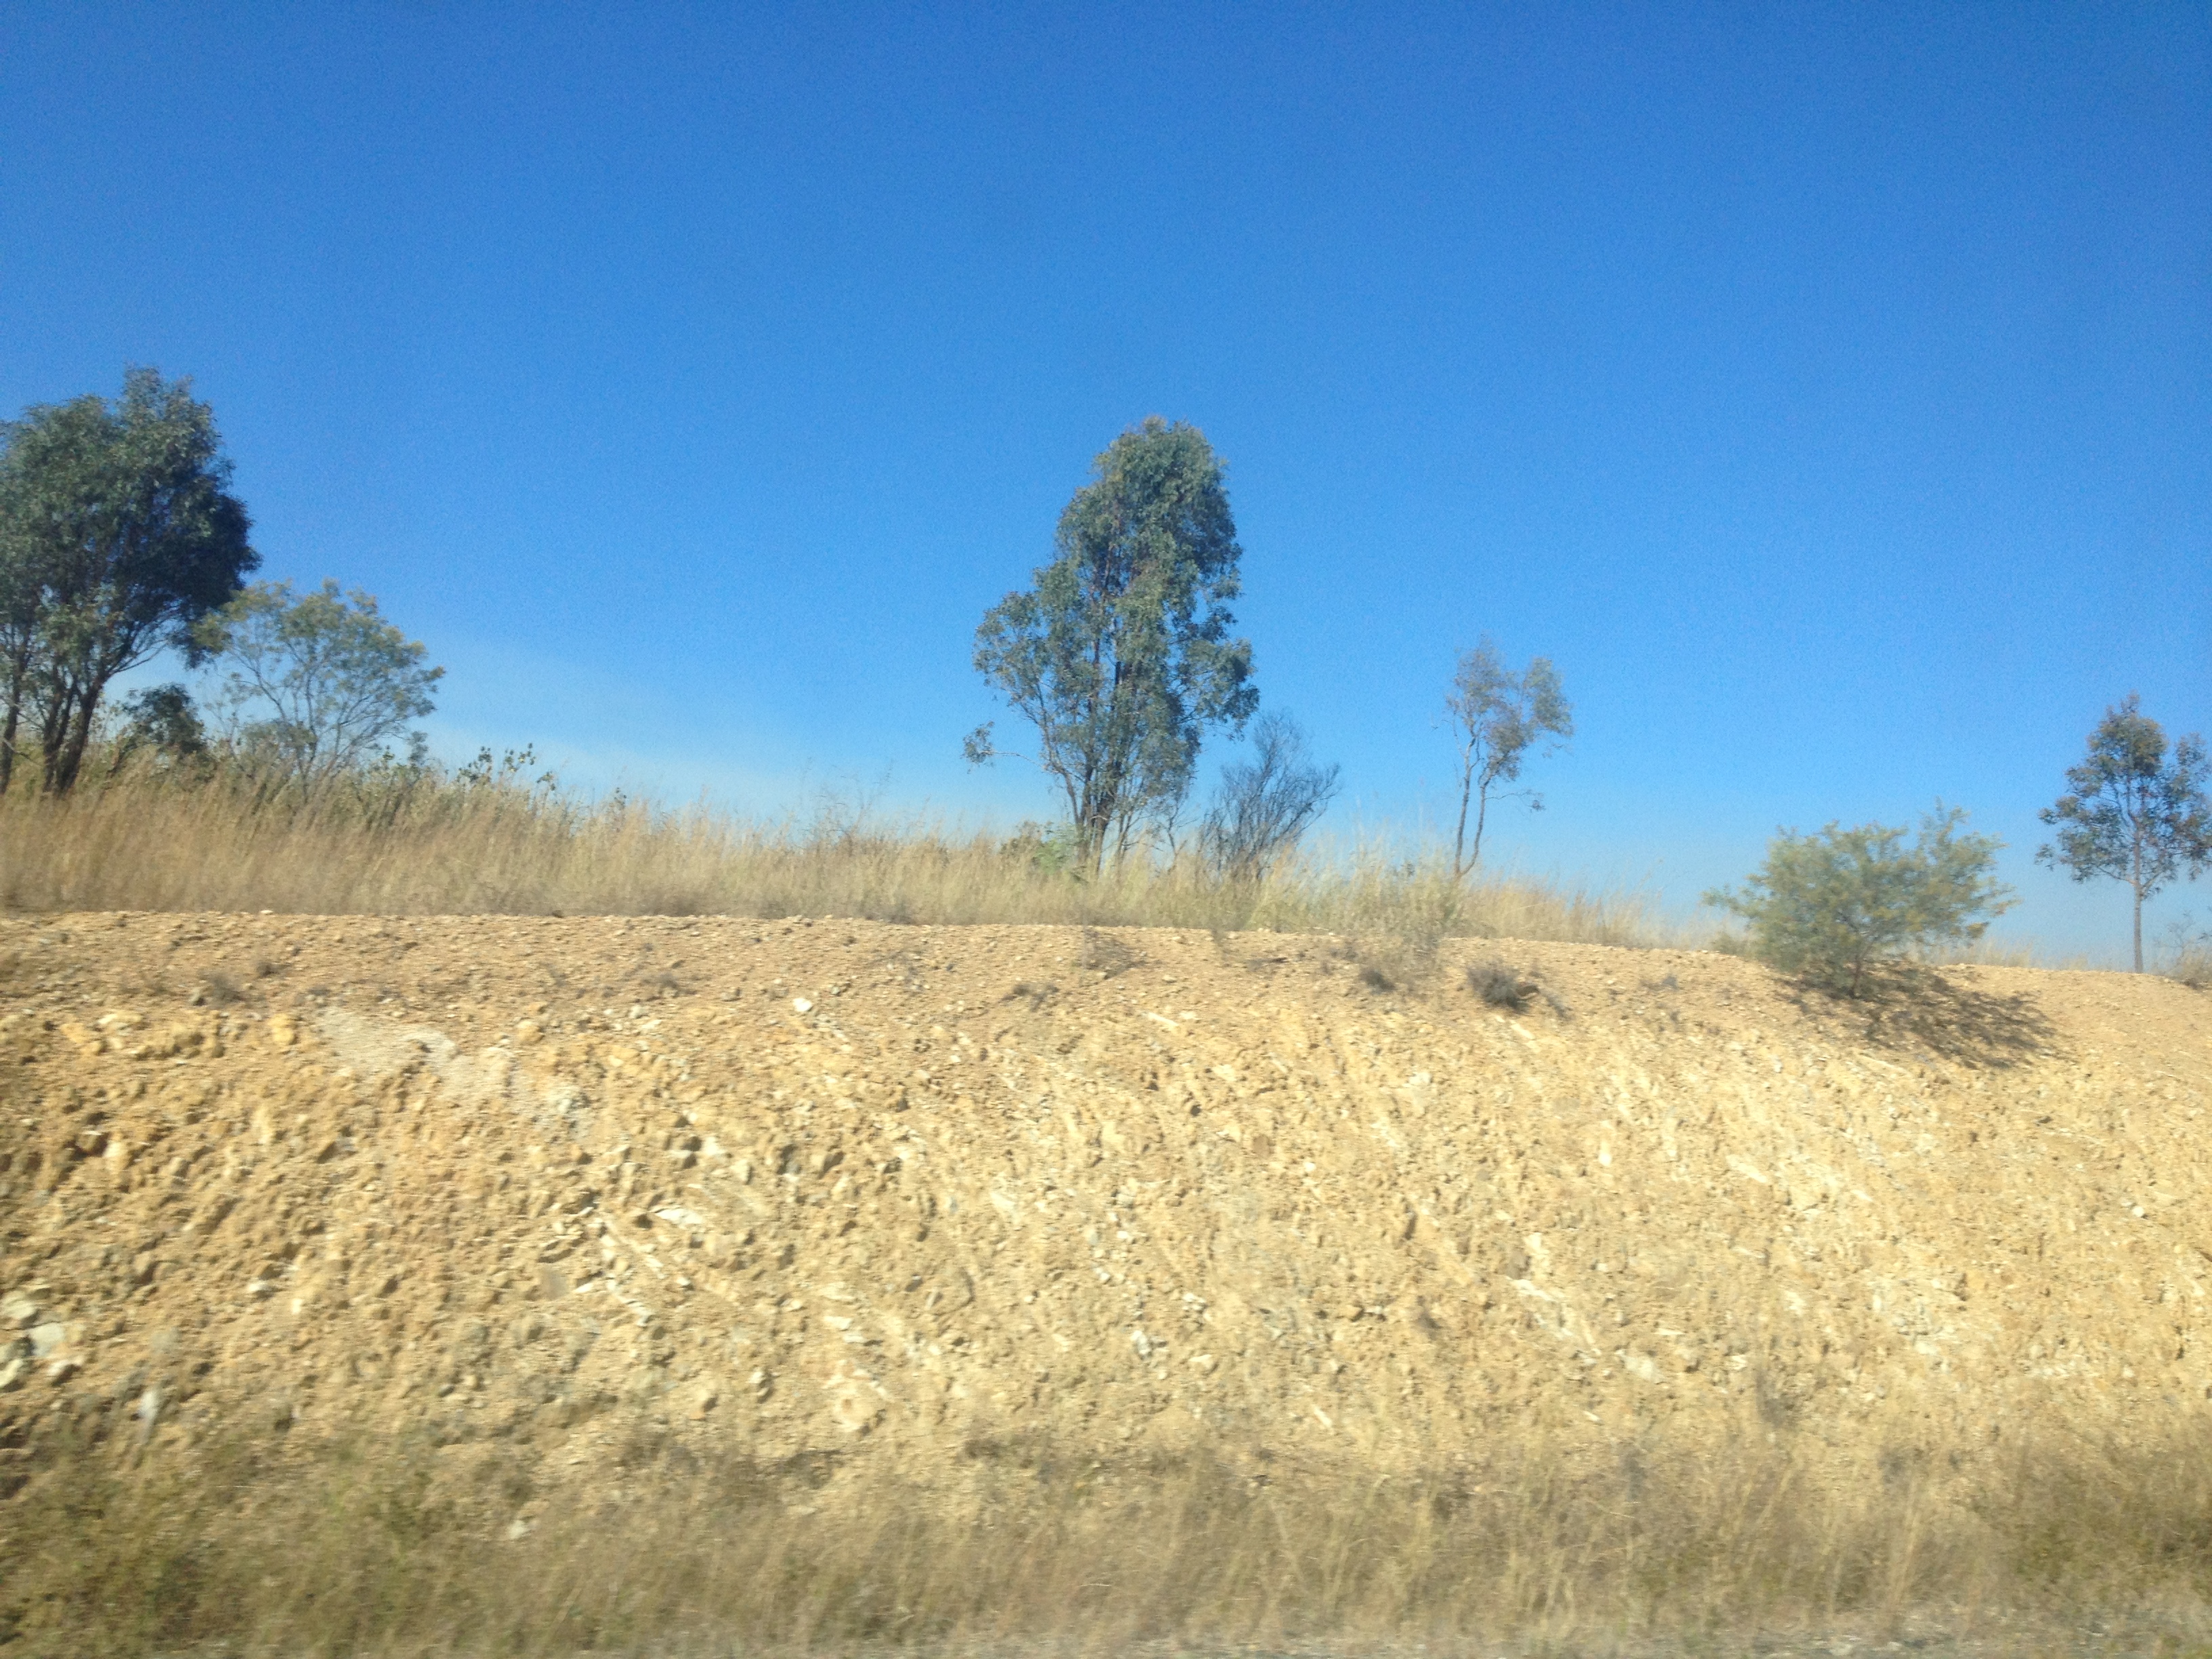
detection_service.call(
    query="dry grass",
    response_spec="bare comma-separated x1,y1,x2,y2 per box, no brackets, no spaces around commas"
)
10,1419,2212,1657
0,756,1660,947
2160,930,2212,989
1925,939,2099,972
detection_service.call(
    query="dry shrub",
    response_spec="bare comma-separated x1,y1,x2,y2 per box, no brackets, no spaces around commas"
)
0,757,1662,947
2165,935,2212,990
1467,958,1538,1009
12,1421,2212,1656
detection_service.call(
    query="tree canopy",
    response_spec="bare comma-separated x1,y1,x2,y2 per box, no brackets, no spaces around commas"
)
967,418,1256,871
195,579,444,787
2037,694,2211,971
1200,710,1340,881
1705,806,2014,997
0,369,256,792
1442,637,1572,879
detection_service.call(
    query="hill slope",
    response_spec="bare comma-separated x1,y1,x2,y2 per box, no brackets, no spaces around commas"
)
3,912,2210,1647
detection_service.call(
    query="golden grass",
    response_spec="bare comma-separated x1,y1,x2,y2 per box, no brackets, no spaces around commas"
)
0,755,1661,945
11,1419,2212,1657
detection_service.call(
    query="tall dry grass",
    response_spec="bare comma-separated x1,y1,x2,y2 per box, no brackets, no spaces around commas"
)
0,750,1661,945
10,1418,2212,1656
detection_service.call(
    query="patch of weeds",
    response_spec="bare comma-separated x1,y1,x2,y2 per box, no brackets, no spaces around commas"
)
1335,930,1441,994
195,970,244,1006
638,968,687,998
1080,929,1139,978
1467,960,1536,1010
999,980,1059,1010
2158,920,2212,989
1466,960,1570,1017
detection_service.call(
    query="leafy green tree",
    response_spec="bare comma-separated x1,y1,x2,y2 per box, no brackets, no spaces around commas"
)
194,579,443,787
2037,694,2212,972
966,418,1256,872
1704,806,2015,997
0,369,256,793
108,682,209,773
1443,637,1572,878
1200,710,1340,881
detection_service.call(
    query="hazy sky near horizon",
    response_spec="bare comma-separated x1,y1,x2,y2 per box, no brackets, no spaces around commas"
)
3,4,2207,960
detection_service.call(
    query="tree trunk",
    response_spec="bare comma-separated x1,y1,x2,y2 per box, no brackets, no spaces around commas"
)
0,652,24,796
47,680,101,796
2133,823,2146,972
1460,785,1492,882
35,680,72,793
1452,764,1474,880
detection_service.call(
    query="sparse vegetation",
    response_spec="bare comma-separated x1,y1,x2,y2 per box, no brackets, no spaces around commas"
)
2039,693,2212,971
12,1419,2212,1656
0,737,1659,943
1198,708,1340,880
1441,634,1572,879
1466,958,1539,1009
1704,805,2015,996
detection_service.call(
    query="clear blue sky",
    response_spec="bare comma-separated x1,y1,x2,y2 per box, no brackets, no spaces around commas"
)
3,4,2206,959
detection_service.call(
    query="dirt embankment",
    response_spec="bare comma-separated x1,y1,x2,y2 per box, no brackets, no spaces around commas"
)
3,912,2209,1525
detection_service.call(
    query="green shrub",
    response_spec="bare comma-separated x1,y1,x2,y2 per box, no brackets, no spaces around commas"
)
1704,806,2014,997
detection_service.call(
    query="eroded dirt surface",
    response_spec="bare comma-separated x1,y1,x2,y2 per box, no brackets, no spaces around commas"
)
1,912,2208,1525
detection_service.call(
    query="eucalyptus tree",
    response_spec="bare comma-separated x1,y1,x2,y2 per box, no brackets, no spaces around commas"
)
2038,694,2212,971
967,418,1256,872
0,369,256,792
1443,637,1573,878
196,579,443,788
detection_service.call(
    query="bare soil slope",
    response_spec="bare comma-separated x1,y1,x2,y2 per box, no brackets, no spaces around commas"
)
3,912,2209,1527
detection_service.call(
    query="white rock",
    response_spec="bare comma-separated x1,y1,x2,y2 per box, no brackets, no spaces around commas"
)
792,998,813,1015
1,1294,36,1329
653,1206,705,1229
28,1323,66,1360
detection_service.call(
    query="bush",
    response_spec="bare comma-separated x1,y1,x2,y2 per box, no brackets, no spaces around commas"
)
1199,711,1340,881
1466,960,1537,1010
1704,806,2014,997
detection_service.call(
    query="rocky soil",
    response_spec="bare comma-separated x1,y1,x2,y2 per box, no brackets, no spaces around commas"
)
2,911,2208,1530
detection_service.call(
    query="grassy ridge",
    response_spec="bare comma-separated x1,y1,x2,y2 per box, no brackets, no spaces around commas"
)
12,1421,2212,1656
0,750,1660,944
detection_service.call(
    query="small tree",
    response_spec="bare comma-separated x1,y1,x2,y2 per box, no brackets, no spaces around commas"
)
1199,710,1341,881
195,579,443,787
0,369,257,794
2036,693,2211,972
967,418,1256,874
108,682,208,773
1443,637,1572,879
1704,805,2014,997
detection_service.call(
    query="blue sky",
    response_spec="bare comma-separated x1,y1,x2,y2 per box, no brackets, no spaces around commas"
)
3,3,2206,959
